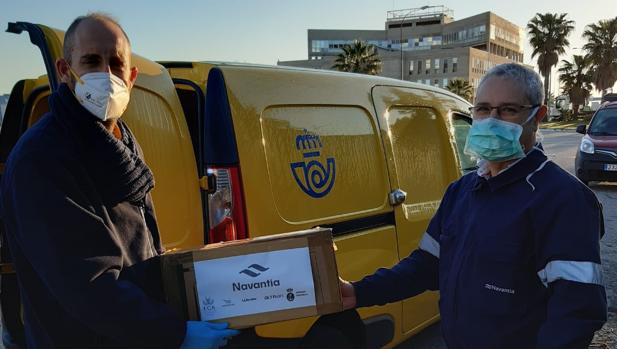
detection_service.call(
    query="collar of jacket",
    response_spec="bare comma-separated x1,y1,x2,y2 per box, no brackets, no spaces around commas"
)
471,147,548,192
50,83,155,205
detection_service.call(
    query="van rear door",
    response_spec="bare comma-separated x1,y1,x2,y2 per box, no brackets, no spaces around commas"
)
0,22,64,347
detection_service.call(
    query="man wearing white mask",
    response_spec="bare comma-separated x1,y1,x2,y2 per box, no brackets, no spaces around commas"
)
0,14,236,349
339,63,607,348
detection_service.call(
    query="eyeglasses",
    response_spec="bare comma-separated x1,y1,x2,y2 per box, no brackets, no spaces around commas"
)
468,104,539,119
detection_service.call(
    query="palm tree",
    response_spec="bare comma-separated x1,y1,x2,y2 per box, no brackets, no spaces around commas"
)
558,55,593,117
332,40,382,75
527,13,575,105
446,79,474,102
583,17,617,95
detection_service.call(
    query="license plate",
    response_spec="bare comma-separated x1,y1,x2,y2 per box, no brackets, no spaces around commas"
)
605,164,617,171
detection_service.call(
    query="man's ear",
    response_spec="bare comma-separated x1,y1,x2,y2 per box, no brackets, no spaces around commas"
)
536,105,548,123
128,66,138,88
56,58,72,84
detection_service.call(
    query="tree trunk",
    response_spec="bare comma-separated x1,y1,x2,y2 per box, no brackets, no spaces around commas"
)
573,104,580,117
544,70,551,106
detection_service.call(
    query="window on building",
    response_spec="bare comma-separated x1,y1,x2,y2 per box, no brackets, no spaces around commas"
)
425,59,431,74
443,58,449,73
452,57,458,73
425,79,431,85
434,79,440,86
417,60,422,75
409,61,414,75
443,78,448,87
434,58,440,74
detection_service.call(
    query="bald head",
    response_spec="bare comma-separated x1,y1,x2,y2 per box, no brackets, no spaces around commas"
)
63,13,130,64
56,13,138,93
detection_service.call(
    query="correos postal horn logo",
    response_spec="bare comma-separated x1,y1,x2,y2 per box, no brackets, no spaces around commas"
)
290,129,336,198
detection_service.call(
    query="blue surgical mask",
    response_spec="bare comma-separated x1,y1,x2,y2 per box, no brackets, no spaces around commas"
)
464,107,538,162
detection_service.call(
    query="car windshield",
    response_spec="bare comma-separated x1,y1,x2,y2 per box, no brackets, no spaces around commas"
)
588,108,617,136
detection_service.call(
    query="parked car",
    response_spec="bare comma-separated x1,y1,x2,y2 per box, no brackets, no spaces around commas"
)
601,93,617,104
574,101,617,185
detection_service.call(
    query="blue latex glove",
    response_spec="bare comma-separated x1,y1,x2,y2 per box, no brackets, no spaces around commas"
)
180,321,239,349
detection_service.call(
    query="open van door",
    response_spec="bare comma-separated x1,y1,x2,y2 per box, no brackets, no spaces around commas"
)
0,22,63,348
2,21,205,347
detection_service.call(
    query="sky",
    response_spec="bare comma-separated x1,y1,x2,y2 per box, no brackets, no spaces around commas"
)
0,0,615,96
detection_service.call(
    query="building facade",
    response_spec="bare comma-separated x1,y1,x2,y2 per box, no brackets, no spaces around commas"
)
0,94,9,123
278,6,524,95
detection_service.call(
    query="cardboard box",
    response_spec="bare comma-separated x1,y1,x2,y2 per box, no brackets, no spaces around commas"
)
159,227,342,328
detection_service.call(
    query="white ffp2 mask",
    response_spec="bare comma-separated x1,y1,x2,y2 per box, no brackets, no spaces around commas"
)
73,71,130,121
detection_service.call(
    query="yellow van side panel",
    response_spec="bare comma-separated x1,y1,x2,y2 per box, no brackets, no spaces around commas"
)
216,67,394,235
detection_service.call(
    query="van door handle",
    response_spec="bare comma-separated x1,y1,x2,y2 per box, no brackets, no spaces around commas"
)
389,189,407,206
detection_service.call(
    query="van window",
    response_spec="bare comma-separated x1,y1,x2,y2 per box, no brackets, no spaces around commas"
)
452,113,476,172
588,108,617,136
173,80,204,172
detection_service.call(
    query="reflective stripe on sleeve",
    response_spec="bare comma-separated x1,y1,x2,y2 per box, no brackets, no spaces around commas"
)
419,232,440,259
537,260,603,287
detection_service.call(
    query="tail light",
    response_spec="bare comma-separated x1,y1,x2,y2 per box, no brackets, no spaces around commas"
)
207,166,247,243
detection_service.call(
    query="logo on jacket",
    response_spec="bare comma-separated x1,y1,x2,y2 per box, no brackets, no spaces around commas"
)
239,264,270,277
290,129,336,198
484,283,515,295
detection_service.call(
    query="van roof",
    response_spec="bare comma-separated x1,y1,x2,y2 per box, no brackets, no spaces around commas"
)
157,60,470,105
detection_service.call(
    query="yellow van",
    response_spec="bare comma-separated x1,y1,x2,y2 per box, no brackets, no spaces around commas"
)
0,22,474,348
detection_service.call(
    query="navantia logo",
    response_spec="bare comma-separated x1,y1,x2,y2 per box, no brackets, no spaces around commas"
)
290,129,336,198
239,264,270,277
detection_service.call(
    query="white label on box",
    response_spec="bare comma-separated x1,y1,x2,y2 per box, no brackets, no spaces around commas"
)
193,247,317,321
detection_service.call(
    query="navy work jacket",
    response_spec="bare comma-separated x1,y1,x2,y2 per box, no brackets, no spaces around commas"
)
354,147,607,349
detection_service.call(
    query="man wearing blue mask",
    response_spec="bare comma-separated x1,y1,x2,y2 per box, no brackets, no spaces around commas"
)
0,14,237,348
339,63,606,348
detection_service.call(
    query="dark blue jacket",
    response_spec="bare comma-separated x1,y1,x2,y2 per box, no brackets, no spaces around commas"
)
353,147,607,349
0,84,186,348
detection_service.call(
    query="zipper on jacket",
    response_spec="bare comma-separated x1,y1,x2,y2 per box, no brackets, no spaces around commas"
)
139,199,158,257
